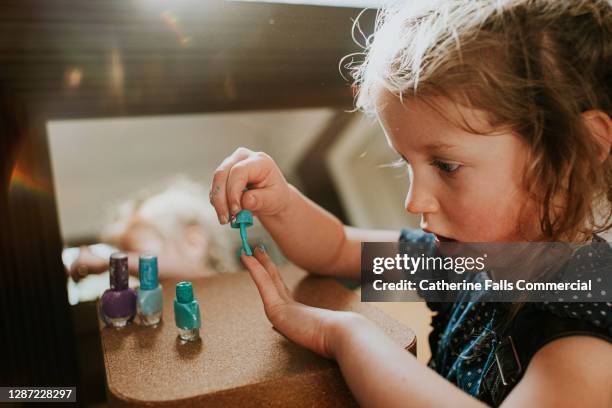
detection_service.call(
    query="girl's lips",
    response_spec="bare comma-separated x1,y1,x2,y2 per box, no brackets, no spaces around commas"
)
434,233,457,243
432,233,462,257
423,229,457,242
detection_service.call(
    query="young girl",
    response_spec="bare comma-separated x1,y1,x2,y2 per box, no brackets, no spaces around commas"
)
210,1,611,406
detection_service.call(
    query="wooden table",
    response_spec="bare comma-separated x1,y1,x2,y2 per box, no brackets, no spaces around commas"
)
100,266,416,407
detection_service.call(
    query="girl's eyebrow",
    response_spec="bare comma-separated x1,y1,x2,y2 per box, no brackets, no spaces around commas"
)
425,141,459,153
394,142,461,162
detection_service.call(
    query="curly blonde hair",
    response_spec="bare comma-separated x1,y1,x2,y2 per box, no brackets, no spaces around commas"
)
101,176,238,273
348,0,611,242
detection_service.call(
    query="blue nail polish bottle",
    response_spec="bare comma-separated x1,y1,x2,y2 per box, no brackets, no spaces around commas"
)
137,254,163,326
174,282,201,341
231,209,253,256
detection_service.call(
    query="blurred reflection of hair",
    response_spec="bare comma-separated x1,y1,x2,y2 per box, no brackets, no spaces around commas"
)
66,176,239,291
102,176,238,275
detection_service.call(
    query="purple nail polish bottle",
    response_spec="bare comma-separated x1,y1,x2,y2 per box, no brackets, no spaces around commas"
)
100,252,136,328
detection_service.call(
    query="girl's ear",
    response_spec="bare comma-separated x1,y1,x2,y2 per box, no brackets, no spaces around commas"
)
582,110,612,162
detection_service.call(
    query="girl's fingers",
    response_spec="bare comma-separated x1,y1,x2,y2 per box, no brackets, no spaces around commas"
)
240,253,285,309
254,245,292,301
226,155,270,216
240,188,278,213
210,148,251,224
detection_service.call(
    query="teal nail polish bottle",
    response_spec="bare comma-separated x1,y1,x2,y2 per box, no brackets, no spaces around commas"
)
137,253,163,326
231,209,253,256
174,282,201,341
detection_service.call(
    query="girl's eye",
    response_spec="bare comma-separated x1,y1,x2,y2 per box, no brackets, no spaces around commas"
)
432,159,461,174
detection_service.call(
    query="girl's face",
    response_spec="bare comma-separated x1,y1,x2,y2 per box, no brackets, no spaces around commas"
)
376,92,541,243
119,219,212,277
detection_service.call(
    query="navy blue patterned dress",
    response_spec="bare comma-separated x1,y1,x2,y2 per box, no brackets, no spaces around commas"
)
399,229,612,406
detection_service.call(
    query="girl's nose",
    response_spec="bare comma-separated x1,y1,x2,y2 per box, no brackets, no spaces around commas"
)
404,179,439,215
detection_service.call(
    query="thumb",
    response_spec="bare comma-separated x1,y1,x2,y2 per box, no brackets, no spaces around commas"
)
241,189,279,213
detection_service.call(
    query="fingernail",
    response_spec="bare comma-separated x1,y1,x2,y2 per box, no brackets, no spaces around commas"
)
231,204,240,215
220,215,228,224
257,243,266,253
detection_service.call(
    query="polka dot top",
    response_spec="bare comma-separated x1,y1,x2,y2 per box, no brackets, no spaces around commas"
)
399,229,612,405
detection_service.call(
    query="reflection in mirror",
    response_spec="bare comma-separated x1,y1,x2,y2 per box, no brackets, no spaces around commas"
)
48,109,336,304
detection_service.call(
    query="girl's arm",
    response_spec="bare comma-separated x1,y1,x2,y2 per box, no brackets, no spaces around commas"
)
68,247,210,281
333,316,612,408
68,249,140,280
210,148,398,280
260,185,399,279
240,247,485,408
500,335,612,407
331,313,486,408
241,248,612,408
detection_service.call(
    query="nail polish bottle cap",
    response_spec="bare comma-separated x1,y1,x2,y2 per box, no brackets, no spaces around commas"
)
109,252,129,290
230,209,253,228
139,253,159,290
176,281,194,303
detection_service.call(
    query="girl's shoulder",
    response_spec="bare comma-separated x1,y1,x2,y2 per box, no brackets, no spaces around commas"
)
516,301,611,349
478,301,611,405
530,234,611,335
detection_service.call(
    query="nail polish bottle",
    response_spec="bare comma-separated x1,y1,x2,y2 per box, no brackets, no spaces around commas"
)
100,252,137,328
137,253,163,326
174,282,201,341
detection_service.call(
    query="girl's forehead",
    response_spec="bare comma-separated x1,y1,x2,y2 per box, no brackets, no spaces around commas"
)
376,91,491,130
375,91,506,153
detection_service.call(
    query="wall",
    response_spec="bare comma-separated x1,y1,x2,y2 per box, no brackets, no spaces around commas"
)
48,108,335,242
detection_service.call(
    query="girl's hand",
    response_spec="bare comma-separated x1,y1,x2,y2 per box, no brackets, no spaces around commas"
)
210,148,292,225
241,244,354,359
67,246,107,282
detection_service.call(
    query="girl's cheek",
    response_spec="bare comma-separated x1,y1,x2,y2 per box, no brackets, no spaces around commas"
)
450,200,512,241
